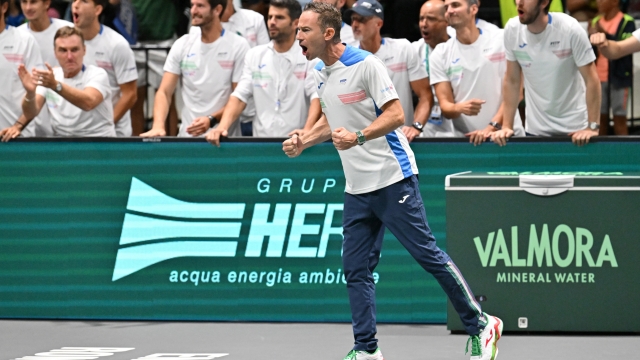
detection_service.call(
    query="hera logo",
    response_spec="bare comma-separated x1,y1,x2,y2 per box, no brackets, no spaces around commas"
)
112,178,344,281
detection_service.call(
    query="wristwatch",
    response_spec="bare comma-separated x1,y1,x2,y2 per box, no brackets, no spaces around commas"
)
55,81,62,93
587,122,600,131
355,130,366,146
412,122,424,132
208,115,218,128
489,121,502,130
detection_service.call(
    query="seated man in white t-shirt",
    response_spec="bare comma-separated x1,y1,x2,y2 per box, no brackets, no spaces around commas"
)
17,26,115,137
344,0,433,142
492,0,601,146
141,0,249,138
430,0,524,144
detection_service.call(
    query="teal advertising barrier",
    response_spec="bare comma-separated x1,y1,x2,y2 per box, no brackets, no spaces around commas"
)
1,138,639,325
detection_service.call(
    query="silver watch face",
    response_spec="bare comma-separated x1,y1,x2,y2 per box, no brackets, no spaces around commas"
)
56,82,62,92
413,122,423,129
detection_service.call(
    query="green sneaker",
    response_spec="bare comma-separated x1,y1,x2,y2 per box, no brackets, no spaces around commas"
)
343,348,384,360
466,313,503,360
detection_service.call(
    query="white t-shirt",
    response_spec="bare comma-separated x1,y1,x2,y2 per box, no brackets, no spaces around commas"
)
0,26,42,137
341,22,357,46
37,65,115,137
366,38,428,126
232,41,317,137
430,29,525,136
224,8,269,48
165,30,249,137
313,46,418,195
504,13,596,135
411,38,455,137
84,25,138,137
18,18,73,67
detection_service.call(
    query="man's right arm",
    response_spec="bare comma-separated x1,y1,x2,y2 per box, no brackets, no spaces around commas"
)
140,72,179,137
492,60,521,146
205,95,247,146
590,32,640,60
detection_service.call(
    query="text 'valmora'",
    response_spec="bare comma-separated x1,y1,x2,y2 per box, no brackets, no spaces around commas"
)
473,224,618,268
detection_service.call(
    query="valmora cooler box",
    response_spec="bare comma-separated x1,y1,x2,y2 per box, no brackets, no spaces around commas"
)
445,172,640,332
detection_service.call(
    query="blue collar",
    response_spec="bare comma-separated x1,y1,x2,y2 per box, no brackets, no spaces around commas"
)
479,28,483,35
221,28,225,36
548,14,552,24
381,38,385,45
4,25,8,30
99,24,104,34
82,64,86,72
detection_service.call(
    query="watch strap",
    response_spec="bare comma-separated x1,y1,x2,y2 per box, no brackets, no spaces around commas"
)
355,130,366,146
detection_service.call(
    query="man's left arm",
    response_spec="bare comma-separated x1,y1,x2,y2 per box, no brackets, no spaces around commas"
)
570,62,601,146
112,41,139,123
405,77,432,142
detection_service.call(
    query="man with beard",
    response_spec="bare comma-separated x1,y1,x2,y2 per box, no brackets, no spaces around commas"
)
345,0,432,142
71,0,138,137
283,3,503,360
412,0,455,137
492,0,601,146
207,0,319,143
430,0,524,143
17,0,73,136
142,0,249,138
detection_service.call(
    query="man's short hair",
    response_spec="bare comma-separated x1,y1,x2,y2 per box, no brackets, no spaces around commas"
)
303,2,342,44
466,0,479,6
54,26,85,46
270,0,302,20
208,0,227,14
90,0,108,8
0,0,10,6
538,0,551,13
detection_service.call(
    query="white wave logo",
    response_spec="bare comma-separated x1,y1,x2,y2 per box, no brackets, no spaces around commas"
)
112,178,245,281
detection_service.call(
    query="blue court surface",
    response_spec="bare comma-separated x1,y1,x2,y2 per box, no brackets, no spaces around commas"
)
1,320,637,360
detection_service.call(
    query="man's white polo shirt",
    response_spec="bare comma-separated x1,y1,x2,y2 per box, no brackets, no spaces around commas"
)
504,12,596,135
232,41,317,137
366,38,428,127
313,45,418,195
37,65,115,137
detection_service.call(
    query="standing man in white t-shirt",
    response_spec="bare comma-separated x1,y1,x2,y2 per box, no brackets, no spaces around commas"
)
17,26,115,137
71,0,138,137
492,0,601,146
141,0,249,138
283,4,503,360
430,0,525,143
17,0,73,136
207,0,318,144
345,0,432,142
222,0,269,136
0,0,43,142
412,0,454,137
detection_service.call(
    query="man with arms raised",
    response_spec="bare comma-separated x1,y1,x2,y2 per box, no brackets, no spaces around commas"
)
18,0,73,136
412,0,454,137
345,0,432,142
0,0,43,141
207,0,318,143
72,0,138,137
492,0,600,146
284,3,502,360
17,26,115,137
142,0,249,138
430,0,524,143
